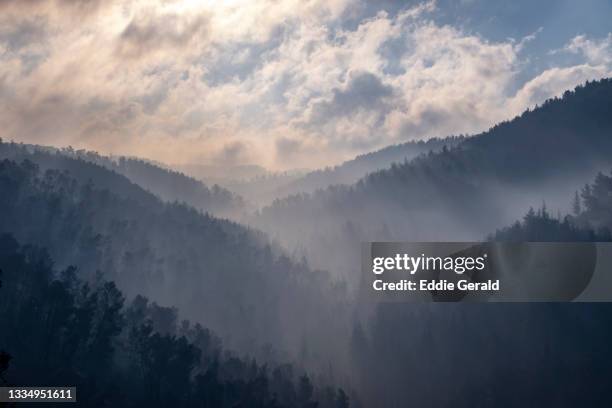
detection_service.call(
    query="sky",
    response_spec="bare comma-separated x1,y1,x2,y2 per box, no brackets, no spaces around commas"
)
0,0,611,171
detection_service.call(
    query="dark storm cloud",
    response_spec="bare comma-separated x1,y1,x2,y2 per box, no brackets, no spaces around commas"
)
309,71,395,125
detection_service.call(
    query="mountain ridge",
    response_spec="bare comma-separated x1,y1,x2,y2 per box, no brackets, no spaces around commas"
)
252,78,612,279
0,142,246,218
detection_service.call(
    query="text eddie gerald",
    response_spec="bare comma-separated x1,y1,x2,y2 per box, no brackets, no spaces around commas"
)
371,253,500,293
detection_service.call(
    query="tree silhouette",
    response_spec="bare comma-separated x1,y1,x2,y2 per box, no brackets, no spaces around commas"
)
572,191,582,216
0,234,349,407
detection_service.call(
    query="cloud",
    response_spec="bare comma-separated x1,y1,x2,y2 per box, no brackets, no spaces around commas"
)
0,17,48,52
380,21,521,140
511,65,610,109
307,71,395,126
214,140,253,165
0,0,109,20
275,136,302,158
0,0,610,171
270,8,523,150
117,11,211,59
565,34,612,66
510,34,612,110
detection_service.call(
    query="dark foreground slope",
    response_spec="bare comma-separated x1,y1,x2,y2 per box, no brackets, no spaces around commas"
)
351,301,612,408
0,157,350,376
348,160,612,408
352,171,612,408
0,235,349,408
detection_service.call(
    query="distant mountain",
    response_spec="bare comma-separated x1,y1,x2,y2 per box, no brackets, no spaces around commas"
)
174,137,462,208
252,78,612,279
275,136,464,198
177,163,271,185
214,169,309,208
0,143,246,218
173,162,313,209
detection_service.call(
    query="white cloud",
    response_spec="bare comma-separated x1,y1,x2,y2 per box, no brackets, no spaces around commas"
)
565,33,612,66
0,0,610,170
511,65,610,110
510,34,612,112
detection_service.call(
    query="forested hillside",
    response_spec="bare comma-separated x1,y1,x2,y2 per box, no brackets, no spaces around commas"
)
0,142,246,218
0,157,350,377
274,136,464,199
349,300,612,407
199,137,462,207
0,235,349,407
253,79,612,280
349,170,612,408
213,170,307,208
491,170,612,241
2,79,611,408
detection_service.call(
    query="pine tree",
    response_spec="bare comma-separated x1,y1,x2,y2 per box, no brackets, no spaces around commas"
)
572,191,582,216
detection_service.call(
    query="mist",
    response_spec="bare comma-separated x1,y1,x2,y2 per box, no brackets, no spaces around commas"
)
1,6,612,401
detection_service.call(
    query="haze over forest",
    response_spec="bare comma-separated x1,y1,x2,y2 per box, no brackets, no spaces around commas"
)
1,1,612,407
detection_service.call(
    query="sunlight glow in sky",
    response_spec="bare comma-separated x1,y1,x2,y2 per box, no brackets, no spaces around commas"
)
0,0,610,170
